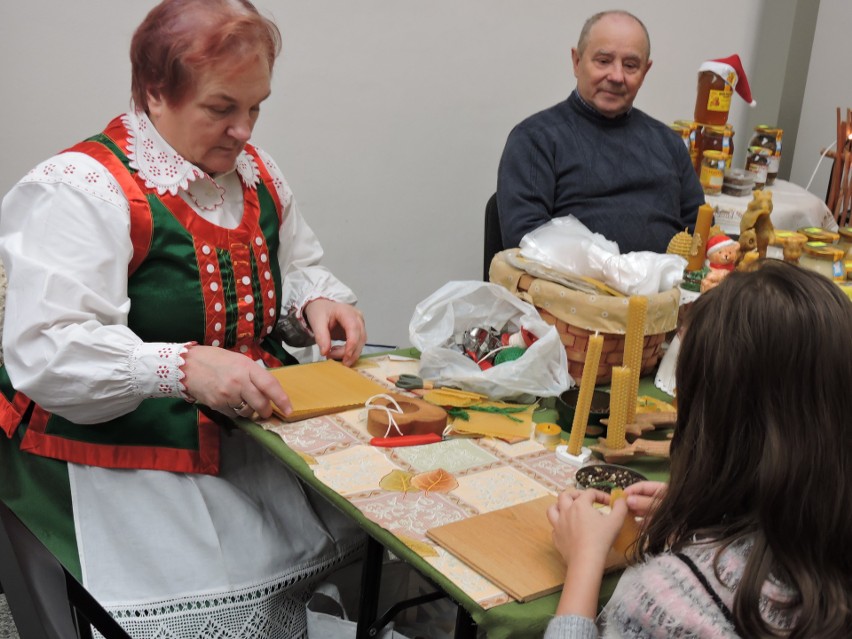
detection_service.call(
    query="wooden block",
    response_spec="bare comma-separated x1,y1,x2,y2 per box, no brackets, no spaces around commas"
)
427,495,636,603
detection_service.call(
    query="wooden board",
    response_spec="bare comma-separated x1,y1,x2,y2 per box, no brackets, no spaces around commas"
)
270,360,388,422
427,496,564,602
427,495,637,602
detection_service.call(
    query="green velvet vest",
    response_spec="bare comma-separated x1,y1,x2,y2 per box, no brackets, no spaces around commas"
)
0,116,294,474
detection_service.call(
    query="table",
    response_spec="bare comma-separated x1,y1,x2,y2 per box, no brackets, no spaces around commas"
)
707,179,837,236
238,352,671,639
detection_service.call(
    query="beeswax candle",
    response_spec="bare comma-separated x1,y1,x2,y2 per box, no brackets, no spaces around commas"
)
687,203,715,271
623,296,648,424
605,366,630,449
566,333,604,455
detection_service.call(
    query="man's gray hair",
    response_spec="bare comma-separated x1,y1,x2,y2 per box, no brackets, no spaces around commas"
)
576,10,650,61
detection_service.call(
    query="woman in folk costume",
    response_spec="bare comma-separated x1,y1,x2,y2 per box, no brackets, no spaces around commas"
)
0,0,368,636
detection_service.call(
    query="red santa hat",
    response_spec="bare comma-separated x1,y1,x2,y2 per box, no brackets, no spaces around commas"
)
706,234,737,256
698,54,756,107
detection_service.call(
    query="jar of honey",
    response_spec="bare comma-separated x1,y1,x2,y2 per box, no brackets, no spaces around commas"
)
694,70,732,126
748,126,783,186
669,123,692,150
799,242,846,282
837,226,852,258
700,150,727,195
745,146,771,190
695,124,735,171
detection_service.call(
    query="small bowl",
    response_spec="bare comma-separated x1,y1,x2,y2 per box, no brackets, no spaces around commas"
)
556,388,611,436
575,464,647,493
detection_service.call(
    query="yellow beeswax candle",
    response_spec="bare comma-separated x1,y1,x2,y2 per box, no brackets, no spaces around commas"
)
605,366,630,449
567,333,604,455
623,296,648,424
687,203,715,271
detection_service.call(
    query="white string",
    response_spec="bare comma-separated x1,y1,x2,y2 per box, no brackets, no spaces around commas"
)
365,393,405,438
805,138,837,192
480,344,510,363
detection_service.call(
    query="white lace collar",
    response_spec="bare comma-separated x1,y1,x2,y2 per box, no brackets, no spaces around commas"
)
122,111,260,211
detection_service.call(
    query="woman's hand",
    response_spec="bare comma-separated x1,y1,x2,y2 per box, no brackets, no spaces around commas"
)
546,488,628,619
624,480,667,518
303,298,367,366
180,345,293,418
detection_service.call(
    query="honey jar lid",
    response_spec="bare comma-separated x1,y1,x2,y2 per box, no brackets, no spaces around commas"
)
803,241,845,261
771,230,807,246
702,150,728,160
838,226,852,241
754,124,779,133
747,145,771,155
798,226,840,243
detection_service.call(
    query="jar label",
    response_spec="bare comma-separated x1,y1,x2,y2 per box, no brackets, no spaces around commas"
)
700,165,724,188
768,156,780,172
833,260,845,282
746,163,768,184
706,89,732,112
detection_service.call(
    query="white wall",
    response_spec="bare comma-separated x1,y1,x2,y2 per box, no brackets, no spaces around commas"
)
0,1,766,347
788,0,852,200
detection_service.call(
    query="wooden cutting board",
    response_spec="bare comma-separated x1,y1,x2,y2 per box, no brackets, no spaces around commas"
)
427,495,564,602
427,495,637,602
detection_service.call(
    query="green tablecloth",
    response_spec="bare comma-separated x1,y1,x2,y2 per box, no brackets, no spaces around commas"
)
239,350,672,638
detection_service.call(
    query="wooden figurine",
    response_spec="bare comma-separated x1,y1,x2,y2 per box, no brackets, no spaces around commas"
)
739,190,776,259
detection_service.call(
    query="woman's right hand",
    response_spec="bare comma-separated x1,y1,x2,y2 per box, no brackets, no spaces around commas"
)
180,345,292,419
624,480,667,518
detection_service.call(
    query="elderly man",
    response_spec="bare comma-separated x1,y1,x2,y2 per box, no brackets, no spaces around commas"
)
497,10,704,254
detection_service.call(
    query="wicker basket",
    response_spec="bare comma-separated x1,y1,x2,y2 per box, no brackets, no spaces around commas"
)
490,250,680,385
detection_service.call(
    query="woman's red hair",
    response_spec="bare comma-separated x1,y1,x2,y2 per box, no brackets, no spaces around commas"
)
130,0,281,112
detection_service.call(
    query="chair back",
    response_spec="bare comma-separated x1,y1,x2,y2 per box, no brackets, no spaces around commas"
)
483,193,504,280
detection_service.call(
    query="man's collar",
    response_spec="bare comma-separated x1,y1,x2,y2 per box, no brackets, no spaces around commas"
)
571,89,633,121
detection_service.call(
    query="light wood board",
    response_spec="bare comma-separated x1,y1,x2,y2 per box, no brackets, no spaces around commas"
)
270,360,388,422
427,495,565,602
427,495,637,602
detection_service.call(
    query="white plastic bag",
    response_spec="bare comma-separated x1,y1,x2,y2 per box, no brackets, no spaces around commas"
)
520,216,687,295
306,582,411,639
408,281,571,400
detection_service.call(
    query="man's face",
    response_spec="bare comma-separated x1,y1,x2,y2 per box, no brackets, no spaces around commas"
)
571,14,652,118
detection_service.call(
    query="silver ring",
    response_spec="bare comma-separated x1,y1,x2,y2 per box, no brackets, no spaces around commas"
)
232,400,248,412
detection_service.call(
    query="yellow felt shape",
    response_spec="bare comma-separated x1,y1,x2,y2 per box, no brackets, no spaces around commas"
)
449,402,536,440
422,388,488,408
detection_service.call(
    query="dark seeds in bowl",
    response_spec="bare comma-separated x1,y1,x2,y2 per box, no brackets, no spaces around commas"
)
575,464,647,493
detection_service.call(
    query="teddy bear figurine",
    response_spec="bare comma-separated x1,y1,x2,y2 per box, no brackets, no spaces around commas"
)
700,234,740,293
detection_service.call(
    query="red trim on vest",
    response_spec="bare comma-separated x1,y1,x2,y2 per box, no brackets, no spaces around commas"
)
64,120,153,276
243,147,280,347
249,145,284,223
0,392,32,438
19,405,221,475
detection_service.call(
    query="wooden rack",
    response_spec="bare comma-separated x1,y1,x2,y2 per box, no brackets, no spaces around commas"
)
826,107,852,228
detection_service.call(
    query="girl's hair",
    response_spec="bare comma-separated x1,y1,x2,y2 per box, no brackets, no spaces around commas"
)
638,260,852,637
130,0,281,112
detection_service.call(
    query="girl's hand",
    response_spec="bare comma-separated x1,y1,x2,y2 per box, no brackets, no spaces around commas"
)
546,488,629,619
624,480,667,518
547,488,628,567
